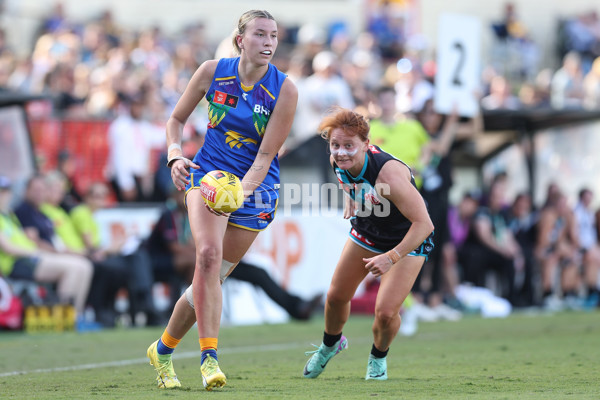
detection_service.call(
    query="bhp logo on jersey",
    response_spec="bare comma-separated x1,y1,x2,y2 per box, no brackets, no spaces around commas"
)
253,104,271,116
214,90,239,108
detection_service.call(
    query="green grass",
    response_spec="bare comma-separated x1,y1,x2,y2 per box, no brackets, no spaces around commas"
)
1,311,600,399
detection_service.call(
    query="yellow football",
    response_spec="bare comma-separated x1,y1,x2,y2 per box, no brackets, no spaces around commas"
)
200,170,244,213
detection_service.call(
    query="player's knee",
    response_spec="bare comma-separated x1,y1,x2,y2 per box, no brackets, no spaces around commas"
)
325,288,349,307
196,245,220,270
374,307,398,327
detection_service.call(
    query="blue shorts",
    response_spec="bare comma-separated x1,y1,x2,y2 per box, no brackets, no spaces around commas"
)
349,228,435,260
9,257,40,280
185,170,278,232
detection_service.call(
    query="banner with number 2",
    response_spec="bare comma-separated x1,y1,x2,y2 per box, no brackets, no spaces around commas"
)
434,13,481,117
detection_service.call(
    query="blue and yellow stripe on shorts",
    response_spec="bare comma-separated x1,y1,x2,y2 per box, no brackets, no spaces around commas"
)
185,171,278,232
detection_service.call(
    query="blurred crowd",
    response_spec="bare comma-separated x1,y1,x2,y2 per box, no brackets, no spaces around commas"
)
1,1,600,329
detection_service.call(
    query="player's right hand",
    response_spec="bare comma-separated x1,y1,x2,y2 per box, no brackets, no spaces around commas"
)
343,196,356,219
203,202,231,217
171,157,200,191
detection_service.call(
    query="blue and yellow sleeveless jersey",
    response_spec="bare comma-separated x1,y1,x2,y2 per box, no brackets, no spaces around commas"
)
187,57,287,231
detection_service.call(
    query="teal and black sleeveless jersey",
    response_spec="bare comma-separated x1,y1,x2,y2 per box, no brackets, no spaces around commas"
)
333,145,428,251
191,57,287,190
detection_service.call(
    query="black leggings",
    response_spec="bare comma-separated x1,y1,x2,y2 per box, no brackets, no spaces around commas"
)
229,262,304,319
458,242,516,304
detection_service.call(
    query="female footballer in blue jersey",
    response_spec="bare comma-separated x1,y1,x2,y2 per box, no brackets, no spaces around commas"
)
303,108,434,381
146,10,297,391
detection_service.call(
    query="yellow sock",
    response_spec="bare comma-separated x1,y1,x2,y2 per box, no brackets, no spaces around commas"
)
161,331,181,349
157,331,181,355
199,337,218,352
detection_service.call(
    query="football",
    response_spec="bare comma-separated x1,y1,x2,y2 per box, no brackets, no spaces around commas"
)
200,170,244,213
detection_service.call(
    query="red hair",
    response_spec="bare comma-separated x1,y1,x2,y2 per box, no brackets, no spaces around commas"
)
319,107,370,142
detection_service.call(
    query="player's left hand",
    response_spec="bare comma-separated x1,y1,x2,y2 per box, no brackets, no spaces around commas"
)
363,254,394,277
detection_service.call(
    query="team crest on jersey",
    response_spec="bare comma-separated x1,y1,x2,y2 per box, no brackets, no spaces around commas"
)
207,93,228,129
335,170,353,194
224,130,258,149
368,145,380,153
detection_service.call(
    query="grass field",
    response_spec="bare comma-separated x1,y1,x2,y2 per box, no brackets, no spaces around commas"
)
1,310,599,399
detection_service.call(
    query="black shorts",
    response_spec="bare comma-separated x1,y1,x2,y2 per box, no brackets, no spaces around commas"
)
9,257,40,280
349,227,435,260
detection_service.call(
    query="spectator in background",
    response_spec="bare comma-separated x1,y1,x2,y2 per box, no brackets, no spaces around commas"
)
573,188,600,308
0,175,93,317
292,51,354,146
551,51,585,109
583,56,600,109
39,171,88,254
39,172,124,326
490,2,539,81
459,177,523,305
71,181,159,325
481,75,520,110
492,2,528,43
412,98,480,319
366,0,405,61
106,95,165,202
563,11,600,74
369,86,429,187
506,192,538,307
596,206,600,247
56,150,82,211
14,175,56,252
43,64,86,117
535,188,580,311
444,191,480,306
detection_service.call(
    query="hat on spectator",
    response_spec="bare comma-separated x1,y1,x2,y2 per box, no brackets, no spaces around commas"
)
0,176,11,190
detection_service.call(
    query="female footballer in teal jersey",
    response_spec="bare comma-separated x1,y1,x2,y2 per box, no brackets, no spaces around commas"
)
303,108,434,380
146,10,297,391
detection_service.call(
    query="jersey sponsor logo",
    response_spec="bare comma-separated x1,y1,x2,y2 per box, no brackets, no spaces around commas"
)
200,182,216,203
218,80,234,86
224,130,258,149
253,104,271,116
351,228,375,246
214,90,239,108
368,145,380,153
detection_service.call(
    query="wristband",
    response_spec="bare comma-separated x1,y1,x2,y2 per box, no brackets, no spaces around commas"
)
386,248,401,265
167,143,183,162
167,156,189,168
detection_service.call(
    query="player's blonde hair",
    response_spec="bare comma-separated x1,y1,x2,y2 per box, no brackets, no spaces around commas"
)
231,10,276,55
319,107,370,142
